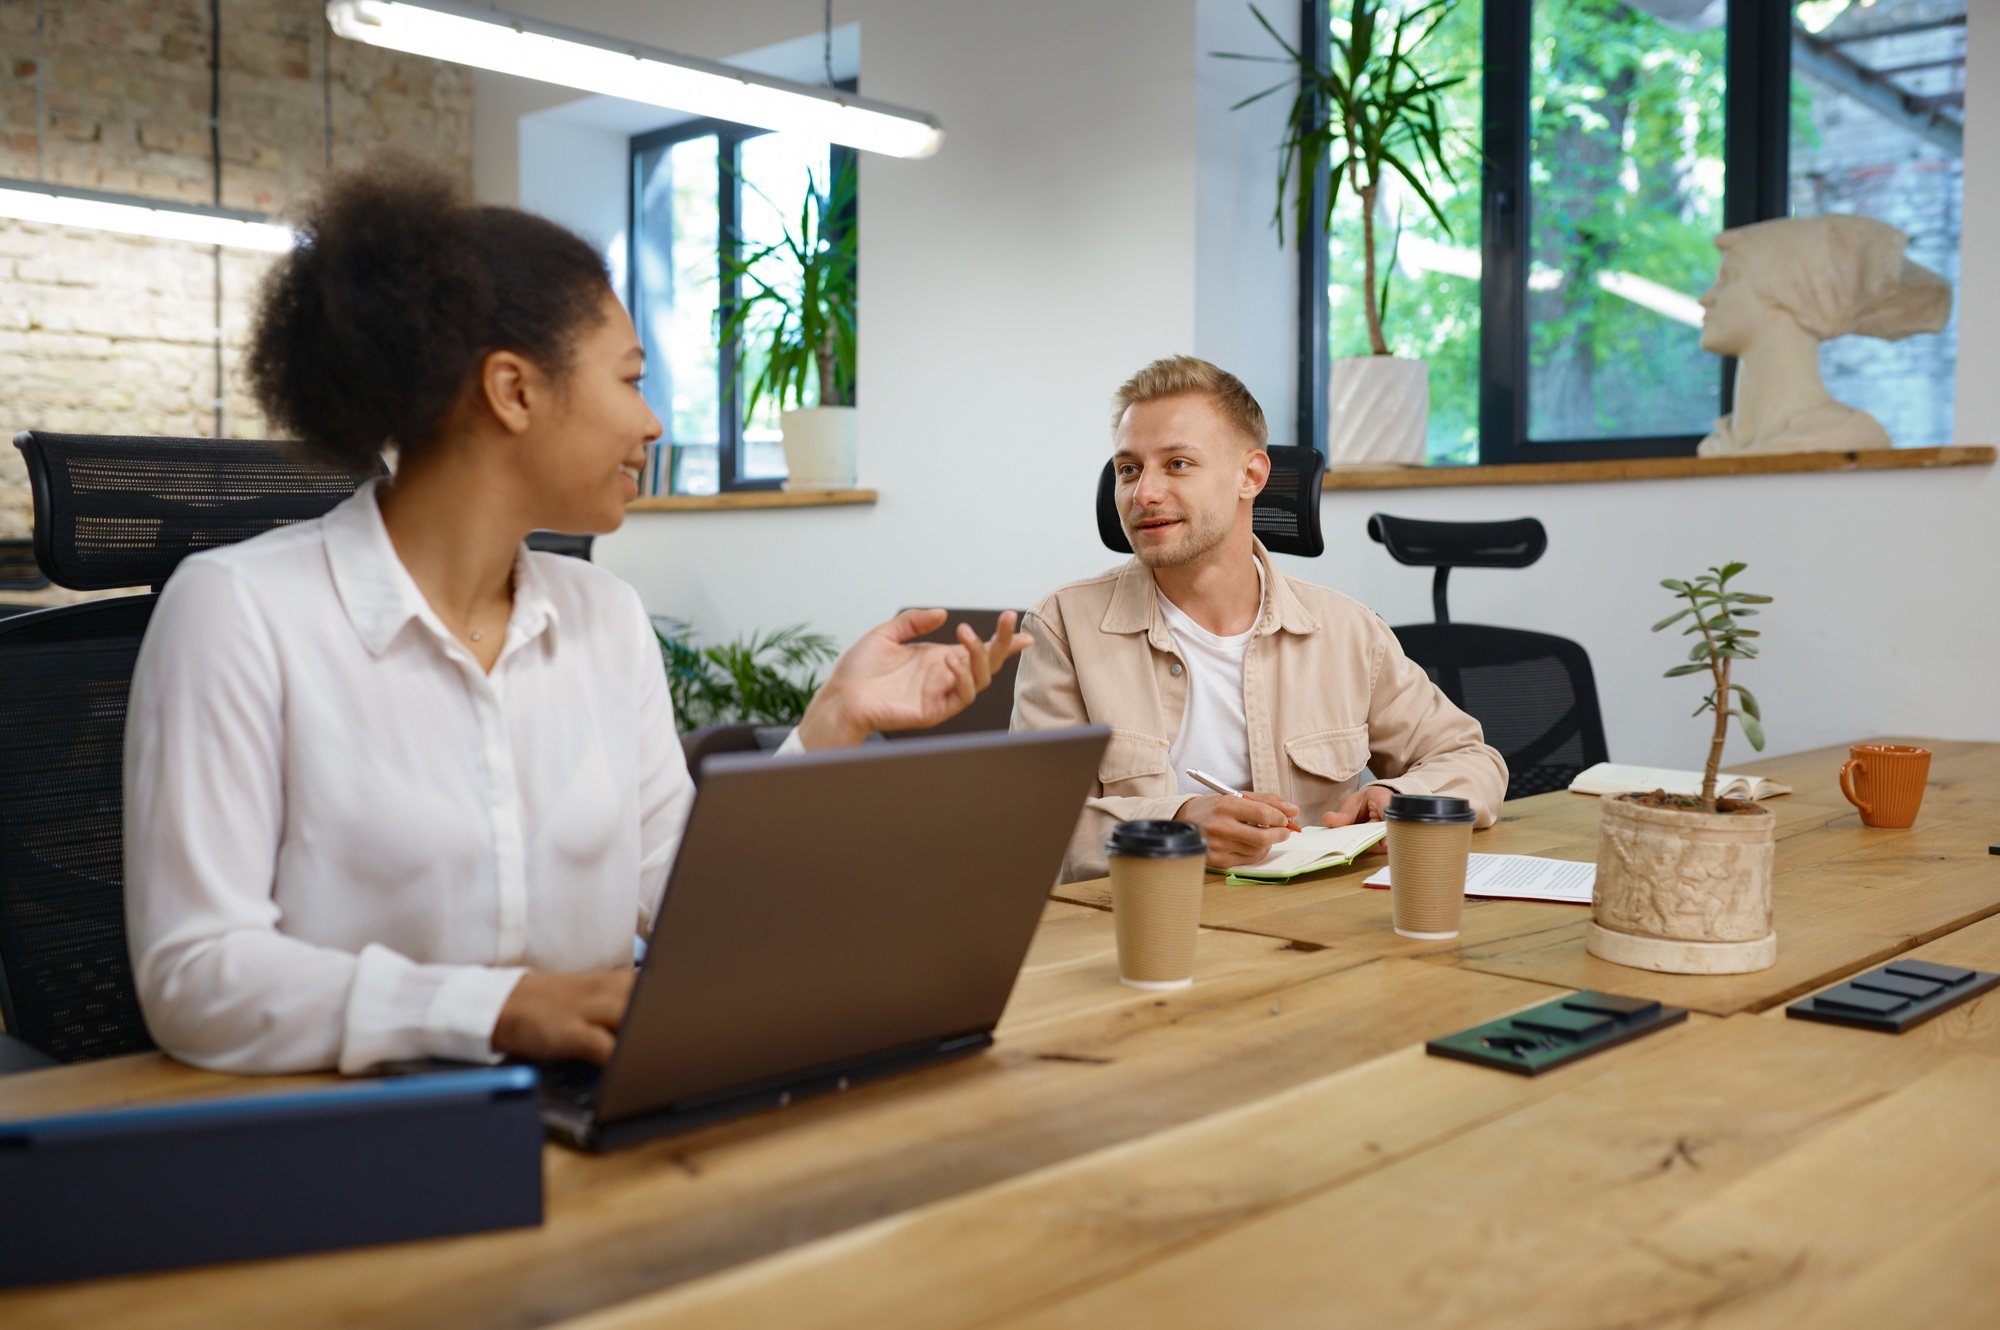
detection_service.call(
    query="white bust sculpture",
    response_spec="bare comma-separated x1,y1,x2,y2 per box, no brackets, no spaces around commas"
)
1696,215,1951,457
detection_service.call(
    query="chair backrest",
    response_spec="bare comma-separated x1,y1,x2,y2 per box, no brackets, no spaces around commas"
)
1367,513,1547,624
1390,622,1610,801
0,538,48,592
1097,445,1326,559
13,432,381,591
0,596,160,1062
881,609,1025,740
680,722,779,784
526,531,595,561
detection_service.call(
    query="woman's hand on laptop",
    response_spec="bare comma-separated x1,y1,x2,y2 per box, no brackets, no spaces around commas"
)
492,971,636,1064
794,609,1034,748
1178,791,1298,869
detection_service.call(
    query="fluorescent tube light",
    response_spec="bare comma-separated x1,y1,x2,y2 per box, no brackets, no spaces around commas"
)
0,178,297,253
326,0,945,159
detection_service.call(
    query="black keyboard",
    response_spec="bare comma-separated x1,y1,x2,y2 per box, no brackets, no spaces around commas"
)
538,1060,602,1108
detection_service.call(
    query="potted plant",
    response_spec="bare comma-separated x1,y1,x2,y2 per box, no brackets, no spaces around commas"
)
719,159,858,489
1586,563,1779,975
1224,0,1467,466
654,618,838,732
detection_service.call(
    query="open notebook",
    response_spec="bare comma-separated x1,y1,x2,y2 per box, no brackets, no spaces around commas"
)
1567,762,1792,801
1220,822,1387,884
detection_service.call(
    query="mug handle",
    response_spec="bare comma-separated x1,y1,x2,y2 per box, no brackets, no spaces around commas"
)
1839,757,1872,817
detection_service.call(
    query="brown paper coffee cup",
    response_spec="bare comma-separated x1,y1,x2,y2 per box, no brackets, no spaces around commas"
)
1386,816,1472,939
1105,819,1209,990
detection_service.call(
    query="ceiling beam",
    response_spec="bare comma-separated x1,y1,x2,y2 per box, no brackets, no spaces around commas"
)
1792,24,1964,156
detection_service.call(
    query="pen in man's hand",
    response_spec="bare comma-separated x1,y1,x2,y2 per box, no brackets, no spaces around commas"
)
1185,769,1304,833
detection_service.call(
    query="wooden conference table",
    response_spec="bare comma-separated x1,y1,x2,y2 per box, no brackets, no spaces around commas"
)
3,736,1998,1328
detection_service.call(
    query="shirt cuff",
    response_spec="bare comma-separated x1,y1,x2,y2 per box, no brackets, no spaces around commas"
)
774,726,806,758
426,965,527,1064
339,943,526,1073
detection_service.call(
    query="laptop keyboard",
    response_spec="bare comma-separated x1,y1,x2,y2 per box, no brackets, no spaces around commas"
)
539,1059,602,1108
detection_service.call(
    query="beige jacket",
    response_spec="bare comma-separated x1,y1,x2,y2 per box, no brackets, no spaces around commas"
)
1012,542,1508,882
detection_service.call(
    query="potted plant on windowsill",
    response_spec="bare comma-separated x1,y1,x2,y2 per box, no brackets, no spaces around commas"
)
1224,0,1467,466
720,159,858,489
1587,563,1778,976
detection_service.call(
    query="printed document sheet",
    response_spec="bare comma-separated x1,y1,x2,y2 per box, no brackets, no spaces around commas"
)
1363,853,1596,904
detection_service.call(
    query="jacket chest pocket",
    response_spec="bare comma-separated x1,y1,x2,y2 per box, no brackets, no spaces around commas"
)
1099,728,1171,798
1284,726,1372,810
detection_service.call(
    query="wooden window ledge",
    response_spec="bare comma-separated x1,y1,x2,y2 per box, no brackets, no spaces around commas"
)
627,488,878,512
1321,446,1995,491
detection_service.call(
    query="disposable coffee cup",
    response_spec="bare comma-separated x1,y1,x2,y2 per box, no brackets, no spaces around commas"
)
1383,793,1474,940
1106,820,1208,990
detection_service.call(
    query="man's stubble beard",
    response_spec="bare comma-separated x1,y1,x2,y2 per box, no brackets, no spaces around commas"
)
1133,506,1231,570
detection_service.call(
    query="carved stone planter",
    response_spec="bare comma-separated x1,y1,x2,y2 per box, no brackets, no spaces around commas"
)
1586,794,1777,975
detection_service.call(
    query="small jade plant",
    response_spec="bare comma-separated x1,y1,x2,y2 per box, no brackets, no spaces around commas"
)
1652,562,1773,810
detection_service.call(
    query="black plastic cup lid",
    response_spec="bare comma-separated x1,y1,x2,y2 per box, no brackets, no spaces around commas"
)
1106,819,1208,859
1382,793,1474,824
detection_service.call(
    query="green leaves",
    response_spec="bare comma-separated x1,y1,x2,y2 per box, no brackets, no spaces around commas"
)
1655,560,1774,772
654,618,839,732
1222,1,1471,348
718,157,858,420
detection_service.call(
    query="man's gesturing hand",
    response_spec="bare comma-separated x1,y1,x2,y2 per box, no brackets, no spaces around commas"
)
492,971,636,1065
795,609,1034,749
1322,784,1396,854
1178,791,1300,869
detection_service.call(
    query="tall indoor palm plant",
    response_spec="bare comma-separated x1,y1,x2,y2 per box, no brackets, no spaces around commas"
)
719,158,858,487
1222,0,1468,464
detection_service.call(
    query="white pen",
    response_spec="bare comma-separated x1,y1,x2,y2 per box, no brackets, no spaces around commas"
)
1185,769,1304,833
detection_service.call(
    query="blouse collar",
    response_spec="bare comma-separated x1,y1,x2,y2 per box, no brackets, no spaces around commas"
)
323,478,561,660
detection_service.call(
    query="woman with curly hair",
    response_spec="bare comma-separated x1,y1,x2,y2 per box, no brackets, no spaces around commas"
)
124,155,1026,1075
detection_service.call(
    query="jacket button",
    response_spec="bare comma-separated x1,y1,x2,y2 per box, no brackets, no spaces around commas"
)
1169,662,1184,676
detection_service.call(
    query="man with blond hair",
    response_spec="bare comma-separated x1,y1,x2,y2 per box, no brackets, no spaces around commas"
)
1012,354,1506,883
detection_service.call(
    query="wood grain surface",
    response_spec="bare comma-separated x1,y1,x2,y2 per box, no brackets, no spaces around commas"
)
1319,444,1995,491
0,907,1554,1329
1056,737,2000,1016
7,738,1997,1328
585,913,2000,1330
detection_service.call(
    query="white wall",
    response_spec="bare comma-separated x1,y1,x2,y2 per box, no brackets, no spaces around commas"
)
477,0,1200,649
474,3,1999,771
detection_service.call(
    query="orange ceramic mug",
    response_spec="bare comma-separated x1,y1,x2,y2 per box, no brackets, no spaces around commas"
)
1838,743,1931,829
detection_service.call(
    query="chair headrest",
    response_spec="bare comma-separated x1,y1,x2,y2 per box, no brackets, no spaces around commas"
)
12,432,383,591
1366,514,1547,570
1097,444,1326,559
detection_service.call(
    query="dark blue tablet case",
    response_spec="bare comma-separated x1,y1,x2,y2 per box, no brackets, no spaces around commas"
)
0,1066,543,1287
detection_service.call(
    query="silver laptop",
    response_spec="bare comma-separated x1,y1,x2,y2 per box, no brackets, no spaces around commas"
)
538,725,1109,1150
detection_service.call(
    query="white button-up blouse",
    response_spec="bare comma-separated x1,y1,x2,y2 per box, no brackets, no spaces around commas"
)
124,480,693,1074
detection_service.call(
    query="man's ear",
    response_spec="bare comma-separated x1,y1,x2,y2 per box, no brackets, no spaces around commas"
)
477,349,539,436
1241,444,1272,500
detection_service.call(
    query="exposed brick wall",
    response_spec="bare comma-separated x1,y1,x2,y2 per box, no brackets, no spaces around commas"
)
0,0,473,550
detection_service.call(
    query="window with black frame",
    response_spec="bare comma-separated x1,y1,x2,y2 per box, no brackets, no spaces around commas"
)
629,112,854,495
1299,0,1964,467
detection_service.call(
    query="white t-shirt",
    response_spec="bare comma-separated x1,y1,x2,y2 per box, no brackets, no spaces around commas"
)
1158,562,1266,797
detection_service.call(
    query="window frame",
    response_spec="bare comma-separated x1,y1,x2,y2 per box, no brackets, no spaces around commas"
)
629,98,857,494
1295,1,1795,465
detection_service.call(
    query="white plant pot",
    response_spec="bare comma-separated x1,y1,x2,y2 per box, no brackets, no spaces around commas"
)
779,406,858,491
1327,355,1429,466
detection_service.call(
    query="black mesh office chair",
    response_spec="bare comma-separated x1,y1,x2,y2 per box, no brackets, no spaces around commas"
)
0,537,49,621
1367,514,1609,800
882,608,1027,739
15,431,381,592
1097,444,1326,558
0,433,377,1068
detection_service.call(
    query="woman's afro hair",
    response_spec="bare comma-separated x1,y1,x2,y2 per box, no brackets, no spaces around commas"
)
248,152,612,474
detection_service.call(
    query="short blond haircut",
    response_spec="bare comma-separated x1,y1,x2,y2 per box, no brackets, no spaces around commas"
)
1110,355,1268,449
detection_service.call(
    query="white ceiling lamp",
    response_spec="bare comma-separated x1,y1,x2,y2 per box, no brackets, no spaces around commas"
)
0,177,297,253
325,0,945,159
